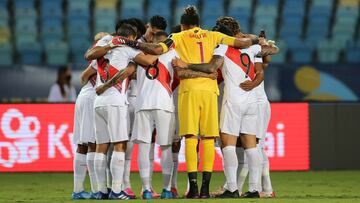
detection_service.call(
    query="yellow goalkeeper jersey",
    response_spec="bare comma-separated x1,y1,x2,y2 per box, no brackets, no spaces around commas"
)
160,27,236,94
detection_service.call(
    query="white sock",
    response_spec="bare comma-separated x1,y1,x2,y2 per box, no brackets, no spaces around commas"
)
149,143,155,187
94,153,108,194
245,147,262,192
160,146,173,190
171,152,179,188
106,147,113,189
73,153,87,193
222,146,238,192
139,143,151,191
123,141,134,189
86,152,98,193
110,151,125,193
236,147,248,193
261,148,273,193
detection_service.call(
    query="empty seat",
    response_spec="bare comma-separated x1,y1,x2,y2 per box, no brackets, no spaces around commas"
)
14,0,34,8
41,25,64,43
45,42,69,65
17,41,42,64
0,26,10,43
345,46,360,63
147,0,172,19
95,0,118,9
68,0,90,10
202,0,225,16
270,40,287,63
15,8,37,19
120,0,145,19
94,9,117,20
0,42,12,65
317,39,342,63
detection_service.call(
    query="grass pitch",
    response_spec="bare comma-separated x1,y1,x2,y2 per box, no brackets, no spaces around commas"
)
0,171,359,202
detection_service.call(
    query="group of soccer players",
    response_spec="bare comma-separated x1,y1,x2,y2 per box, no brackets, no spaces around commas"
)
71,5,279,200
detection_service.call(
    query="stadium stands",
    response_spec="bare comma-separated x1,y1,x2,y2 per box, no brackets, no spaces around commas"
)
0,0,359,65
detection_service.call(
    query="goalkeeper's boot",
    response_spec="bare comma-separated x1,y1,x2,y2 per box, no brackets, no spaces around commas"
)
242,191,260,198
71,191,90,200
186,172,199,199
199,172,211,198
217,190,240,198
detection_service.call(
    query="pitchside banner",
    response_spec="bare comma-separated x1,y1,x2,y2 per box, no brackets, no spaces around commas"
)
0,103,309,172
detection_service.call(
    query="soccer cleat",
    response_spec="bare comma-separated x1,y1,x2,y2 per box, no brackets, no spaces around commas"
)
142,190,153,200
199,172,211,198
171,187,179,198
217,190,240,198
199,186,210,198
109,191,131,200
71,191,90,200
89,192,99,199
96,191,109,200
242,191,260,198
160,189,174,199
151,188,160,198
185,184,199,199
260,191,276,198
123,188,136,199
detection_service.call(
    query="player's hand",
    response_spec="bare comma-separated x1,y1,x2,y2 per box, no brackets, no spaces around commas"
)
95,85,107,95
240,80,255,91
259,37,268,46
208,71,218,80
109,36,127,48
172,57,188,69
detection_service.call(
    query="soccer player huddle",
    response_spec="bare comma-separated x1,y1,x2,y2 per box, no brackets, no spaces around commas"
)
71,5,279,200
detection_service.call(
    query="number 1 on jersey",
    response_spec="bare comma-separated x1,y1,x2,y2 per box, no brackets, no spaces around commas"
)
196,42,204,63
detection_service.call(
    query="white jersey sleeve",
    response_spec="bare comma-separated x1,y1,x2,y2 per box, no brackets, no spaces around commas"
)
253,45,263,63
213,44,228,56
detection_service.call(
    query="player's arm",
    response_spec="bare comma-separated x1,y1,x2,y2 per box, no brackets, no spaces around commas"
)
80,63,97,85
176,69,218,80
262,55,271,69
84,45,113,60
172,55,224,74
95,62,137,95
133,52,158,66
240,62,264,91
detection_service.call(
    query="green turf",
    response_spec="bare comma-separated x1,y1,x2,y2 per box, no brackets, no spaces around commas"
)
0,171,360,202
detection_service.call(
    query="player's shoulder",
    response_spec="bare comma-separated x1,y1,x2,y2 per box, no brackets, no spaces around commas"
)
96,34,113,46
213,44,229,56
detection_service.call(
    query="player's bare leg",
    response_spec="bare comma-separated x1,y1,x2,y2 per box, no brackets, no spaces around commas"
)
218,133,240,198
108,142,128,199
86,142,98,199
94,143,110,199
72,144,90,199
240,135,262,198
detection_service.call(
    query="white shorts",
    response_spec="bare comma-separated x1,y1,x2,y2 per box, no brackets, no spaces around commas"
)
132,110,175,146
73,94,96,144
257,100,271,146
94,105,129,144
128,95,136,136
220,100,258,137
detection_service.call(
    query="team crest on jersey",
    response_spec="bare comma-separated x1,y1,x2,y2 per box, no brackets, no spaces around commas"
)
145,59,160,80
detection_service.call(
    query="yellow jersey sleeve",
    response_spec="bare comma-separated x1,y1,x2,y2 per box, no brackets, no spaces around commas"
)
159,33,181,53
212,31,236,46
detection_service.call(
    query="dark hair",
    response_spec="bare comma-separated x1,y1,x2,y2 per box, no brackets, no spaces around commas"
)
128,18,147,37
150,15,167,30
154,31,168,39
57,66,69,97
115,18,146,39
180,5,199,26
216,16,241,36
171,25,182,33
212,24,234,36
116,23,137,38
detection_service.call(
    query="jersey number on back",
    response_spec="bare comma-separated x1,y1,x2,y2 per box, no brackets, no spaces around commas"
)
240,53,251,78
196,42,204,63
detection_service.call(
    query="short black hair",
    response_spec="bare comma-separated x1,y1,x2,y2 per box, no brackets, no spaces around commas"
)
212,24,233,36
115,19,129,32
154,31,168,39
150,15,167,30
116,23,137,38
128,18,147,37
171,25,182,33
180,5,199,26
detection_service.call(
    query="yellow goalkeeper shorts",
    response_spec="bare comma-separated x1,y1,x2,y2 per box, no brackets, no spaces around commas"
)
178,90,219,137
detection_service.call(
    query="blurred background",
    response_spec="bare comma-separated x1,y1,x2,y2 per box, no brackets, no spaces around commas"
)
0,0,359,102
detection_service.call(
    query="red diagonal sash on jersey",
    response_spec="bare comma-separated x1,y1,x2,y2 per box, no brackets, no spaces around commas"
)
225,47,255,80
142,61,172,95
97,57,125,92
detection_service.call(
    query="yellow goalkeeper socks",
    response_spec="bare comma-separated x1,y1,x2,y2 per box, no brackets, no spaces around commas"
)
202,138,215,172
185,138,198,172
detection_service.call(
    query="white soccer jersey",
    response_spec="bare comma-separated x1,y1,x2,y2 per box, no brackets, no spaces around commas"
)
135,49,178,112
214,44,262,104
127,37,146,97
254,82,268,102
94,45,141,108
78,60,97,97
